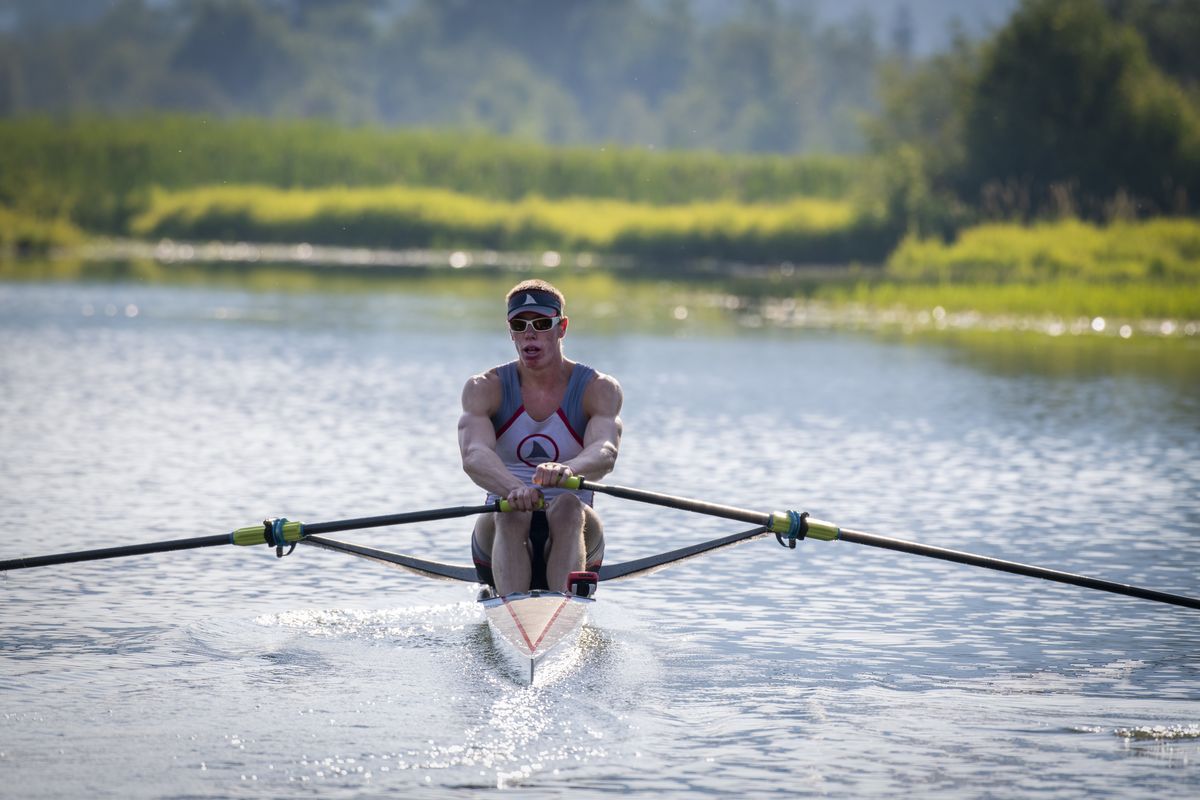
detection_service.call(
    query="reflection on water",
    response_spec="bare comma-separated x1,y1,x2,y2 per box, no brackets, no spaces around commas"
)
1,269,1198,797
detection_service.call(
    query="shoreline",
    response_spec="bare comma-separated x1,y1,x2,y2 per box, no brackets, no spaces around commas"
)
2,240,1197,341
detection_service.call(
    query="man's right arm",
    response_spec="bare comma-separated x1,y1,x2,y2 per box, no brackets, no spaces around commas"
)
458,372,541,509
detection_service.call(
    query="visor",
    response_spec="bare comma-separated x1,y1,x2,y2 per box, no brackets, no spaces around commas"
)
506,289,562,319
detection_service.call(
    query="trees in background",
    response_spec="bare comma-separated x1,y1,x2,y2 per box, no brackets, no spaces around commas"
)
870,0,1200,231
0,0,884,154
961,0,1199,218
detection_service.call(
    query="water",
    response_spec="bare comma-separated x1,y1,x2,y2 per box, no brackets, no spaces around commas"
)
1,274,1198,797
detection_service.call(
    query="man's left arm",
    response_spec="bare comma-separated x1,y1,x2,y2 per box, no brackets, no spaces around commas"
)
535,373,623,487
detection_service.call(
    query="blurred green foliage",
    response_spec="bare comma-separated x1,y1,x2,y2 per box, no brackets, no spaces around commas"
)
887,219,1200,284
817,277,1199,320
872,0,1200,228
858,217,1200,319
129,184,886,264
0,115,862,233
0,207,82,253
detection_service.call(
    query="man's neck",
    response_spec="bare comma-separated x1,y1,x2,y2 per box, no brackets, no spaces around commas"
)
517,354,572,389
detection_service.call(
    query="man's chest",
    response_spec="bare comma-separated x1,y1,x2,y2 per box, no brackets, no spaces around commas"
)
520,386,566,421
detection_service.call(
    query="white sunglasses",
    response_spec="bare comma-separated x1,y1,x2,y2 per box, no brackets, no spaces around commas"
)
508,316,561,333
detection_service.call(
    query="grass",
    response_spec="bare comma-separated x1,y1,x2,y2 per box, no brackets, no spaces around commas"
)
0,115,863,232
814,280,1199,321
841,218,1200,320
887,219,1200,284
128,184,884,264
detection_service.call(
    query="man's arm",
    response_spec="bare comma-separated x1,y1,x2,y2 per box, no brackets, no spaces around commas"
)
535,372,623,487
458,371,542,509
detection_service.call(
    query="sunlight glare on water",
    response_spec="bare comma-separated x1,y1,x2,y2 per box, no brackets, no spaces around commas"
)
1,276,1198,797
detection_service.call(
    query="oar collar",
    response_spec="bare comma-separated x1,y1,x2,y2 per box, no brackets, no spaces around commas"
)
774,510,809,549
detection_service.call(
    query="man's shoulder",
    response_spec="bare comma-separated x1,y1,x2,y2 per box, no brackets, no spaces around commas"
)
465,361,514,388
461,367,504,413
586,367,621,391
582,369,623,413
465,365,500,384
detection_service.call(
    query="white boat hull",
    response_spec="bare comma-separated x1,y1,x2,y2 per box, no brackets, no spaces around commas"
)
480,590,593,660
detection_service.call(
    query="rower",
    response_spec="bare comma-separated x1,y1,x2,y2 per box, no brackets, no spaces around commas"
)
458,280,623,596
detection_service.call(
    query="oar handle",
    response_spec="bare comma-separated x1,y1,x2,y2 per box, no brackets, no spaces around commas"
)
499,498,542,513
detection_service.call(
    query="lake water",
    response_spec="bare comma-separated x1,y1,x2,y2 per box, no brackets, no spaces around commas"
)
2,270,1199,798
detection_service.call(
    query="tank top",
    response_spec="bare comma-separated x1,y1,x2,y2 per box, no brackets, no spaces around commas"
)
487,361,596,506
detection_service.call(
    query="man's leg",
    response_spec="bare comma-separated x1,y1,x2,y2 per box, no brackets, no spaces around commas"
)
544,494,603,591
491,510,532,595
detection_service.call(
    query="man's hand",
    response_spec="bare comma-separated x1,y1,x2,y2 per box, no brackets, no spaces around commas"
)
532,462,575,489
505,484,544,512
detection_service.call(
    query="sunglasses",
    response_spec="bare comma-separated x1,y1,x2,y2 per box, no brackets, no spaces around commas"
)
508,316,561,333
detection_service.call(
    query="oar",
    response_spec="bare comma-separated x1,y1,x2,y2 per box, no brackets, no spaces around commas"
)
0,501,523,572
563,477,1200,611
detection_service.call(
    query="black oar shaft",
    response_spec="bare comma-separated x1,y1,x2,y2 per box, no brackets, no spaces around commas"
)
0,534,231,571
839,527,1200,610
1,503,502,572
302,504,498,536
576,481,771,527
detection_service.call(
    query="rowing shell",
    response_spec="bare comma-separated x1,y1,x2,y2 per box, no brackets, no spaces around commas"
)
480,591,593,672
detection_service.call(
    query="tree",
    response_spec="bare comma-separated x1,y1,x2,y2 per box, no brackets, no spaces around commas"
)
960,0,1200,218
170,0,302,110
1105,0,1200,95
862,26,979,236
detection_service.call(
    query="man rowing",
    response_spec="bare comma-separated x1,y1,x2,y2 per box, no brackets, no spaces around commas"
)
459,279,623,596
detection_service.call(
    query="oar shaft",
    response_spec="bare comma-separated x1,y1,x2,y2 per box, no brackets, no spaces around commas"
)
1,502,507,572
571,479,772,527
839,528,1200,610
303,504,499,536
0,534,231,571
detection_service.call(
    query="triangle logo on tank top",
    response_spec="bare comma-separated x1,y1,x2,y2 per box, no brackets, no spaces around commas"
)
518,434,559,467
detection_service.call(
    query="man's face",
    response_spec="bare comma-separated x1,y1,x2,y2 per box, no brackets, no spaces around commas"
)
509,312,566,367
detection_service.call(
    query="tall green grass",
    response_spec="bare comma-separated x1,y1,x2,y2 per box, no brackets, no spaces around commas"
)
0,115,863,233
887,219,1200,283
130,184,890,264
812,218,1200,319
817,279,1199,320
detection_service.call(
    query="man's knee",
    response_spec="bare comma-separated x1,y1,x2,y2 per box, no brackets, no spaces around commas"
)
546,492,583,522
494,510,532,539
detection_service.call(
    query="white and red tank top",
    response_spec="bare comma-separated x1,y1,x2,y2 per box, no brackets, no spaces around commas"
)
488,361,596,505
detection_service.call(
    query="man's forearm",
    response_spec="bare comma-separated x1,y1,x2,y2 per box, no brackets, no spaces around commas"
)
563,439,618,480
463,447,526,497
